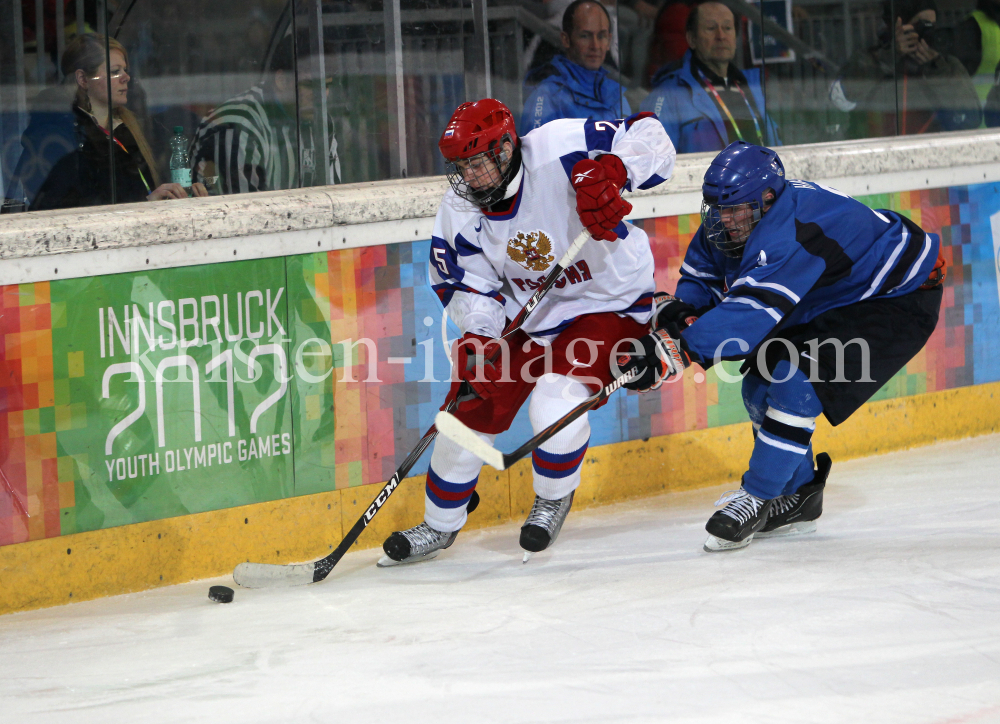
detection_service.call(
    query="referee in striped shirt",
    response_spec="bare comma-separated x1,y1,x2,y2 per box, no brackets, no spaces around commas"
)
191,36,340,195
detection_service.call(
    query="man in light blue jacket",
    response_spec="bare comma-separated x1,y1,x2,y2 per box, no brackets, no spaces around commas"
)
640,0,780,153
520,0,631,133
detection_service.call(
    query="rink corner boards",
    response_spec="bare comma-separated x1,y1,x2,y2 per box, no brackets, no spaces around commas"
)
2,381,998,616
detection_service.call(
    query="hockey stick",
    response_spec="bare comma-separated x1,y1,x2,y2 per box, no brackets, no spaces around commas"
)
434,367,640,471
233,228,595,589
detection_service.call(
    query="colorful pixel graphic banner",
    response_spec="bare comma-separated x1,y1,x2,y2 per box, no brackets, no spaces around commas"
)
1,183,998,546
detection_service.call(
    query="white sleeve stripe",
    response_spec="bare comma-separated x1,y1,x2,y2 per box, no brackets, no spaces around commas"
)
730,276,801,303
756,431,810,454
722,295,783,322
890,233,932,294
765,408,816,430
861,226,909,301
681,262,720,280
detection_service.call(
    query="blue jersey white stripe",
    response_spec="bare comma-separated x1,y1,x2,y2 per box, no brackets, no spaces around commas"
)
860,225,909,301
676,180,939,367
722,295,783,322
730,275,801,304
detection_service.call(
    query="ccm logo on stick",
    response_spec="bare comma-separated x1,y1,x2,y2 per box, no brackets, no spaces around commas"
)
364,474,401,523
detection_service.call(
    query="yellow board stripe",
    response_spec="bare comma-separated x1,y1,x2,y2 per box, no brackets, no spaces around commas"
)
2,382,998,615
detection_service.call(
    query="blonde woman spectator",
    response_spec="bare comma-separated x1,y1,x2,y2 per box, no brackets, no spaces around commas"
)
31,34,206,210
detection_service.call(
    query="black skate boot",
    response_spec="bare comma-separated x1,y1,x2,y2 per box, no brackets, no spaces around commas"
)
378,491,479,567
758,453,832,538
378,523,458,567
704,485,773,552
519,492,575,561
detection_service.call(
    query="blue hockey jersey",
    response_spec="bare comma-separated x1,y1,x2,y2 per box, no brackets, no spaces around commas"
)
676,180,940,366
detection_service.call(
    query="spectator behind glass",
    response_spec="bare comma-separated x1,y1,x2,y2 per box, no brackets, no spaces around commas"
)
2,75,76,213
189,35,341,195
951,0,1000,107
830,1,981,138
520,0,631,133
640,1,779,153
644,0,695,85
29,34,207,211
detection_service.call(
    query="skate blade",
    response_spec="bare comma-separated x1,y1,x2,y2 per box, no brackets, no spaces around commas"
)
756,520,817,539
703,533,754,552
376,549,443,568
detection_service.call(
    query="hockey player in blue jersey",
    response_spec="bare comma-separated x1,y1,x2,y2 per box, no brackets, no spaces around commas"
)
615,140,945,552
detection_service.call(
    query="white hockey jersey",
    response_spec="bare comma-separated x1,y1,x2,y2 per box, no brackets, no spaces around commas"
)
429,114,676,339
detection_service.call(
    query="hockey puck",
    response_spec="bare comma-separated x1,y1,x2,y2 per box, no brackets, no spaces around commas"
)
208,585,234,603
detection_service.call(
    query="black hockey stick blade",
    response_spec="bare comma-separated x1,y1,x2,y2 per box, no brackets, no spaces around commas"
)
435,368,639,471
233,421,441,588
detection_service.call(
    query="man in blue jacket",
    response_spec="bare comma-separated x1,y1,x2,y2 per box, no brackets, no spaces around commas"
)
640,0,779,153
520,0,630,132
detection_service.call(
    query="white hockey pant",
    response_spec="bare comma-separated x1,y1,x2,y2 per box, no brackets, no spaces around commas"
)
424,373,591,532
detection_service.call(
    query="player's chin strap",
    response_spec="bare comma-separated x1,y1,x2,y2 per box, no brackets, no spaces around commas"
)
485,145,523,209
500,154,524,201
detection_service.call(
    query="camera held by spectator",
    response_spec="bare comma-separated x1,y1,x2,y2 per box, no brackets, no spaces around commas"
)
831,0,981,139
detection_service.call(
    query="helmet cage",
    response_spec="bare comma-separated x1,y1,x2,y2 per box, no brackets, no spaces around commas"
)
444,134,515,208
701,198,762,258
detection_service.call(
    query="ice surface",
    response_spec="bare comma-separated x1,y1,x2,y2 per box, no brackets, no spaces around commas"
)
2,435,1000,724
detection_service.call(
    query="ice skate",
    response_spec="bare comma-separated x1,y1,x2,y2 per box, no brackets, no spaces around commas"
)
378,523,458,567
520,492,574,556
758,453,832,539
703,486,773,552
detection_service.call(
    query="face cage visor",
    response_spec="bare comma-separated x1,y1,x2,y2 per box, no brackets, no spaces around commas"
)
700,198,761,258
445,143,512,208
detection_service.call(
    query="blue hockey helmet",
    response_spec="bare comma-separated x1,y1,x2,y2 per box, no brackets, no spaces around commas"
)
701,141,786,257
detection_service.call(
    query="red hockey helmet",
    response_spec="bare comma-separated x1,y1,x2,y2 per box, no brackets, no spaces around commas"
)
439,98,517,160
439,99,519,208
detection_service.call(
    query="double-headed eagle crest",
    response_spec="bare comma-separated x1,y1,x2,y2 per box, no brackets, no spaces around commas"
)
507,230,555,272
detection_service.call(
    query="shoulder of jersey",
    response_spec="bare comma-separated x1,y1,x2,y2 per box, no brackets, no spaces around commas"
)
786,180,848,214
438,191,482,236
440,187,481,216
523,117,582,144
522,118,585,166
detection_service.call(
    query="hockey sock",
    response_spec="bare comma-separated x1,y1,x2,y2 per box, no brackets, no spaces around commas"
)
424,430,494,532
782,445,819,496
528,373,591,500
742,361,823,500
741,372,770,434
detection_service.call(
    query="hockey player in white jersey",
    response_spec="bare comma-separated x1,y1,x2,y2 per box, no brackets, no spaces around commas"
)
380,98,676,565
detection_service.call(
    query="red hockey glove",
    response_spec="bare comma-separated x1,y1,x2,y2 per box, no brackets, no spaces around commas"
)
571,154,632,242
651,291,699,334
455,332,504,399
613,327,690,393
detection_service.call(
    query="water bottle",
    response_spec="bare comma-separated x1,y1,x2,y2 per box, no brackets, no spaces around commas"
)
169,126,190,187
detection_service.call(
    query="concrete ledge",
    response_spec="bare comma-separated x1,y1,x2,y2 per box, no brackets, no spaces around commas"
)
3,129,1000,264
2,380,997,616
